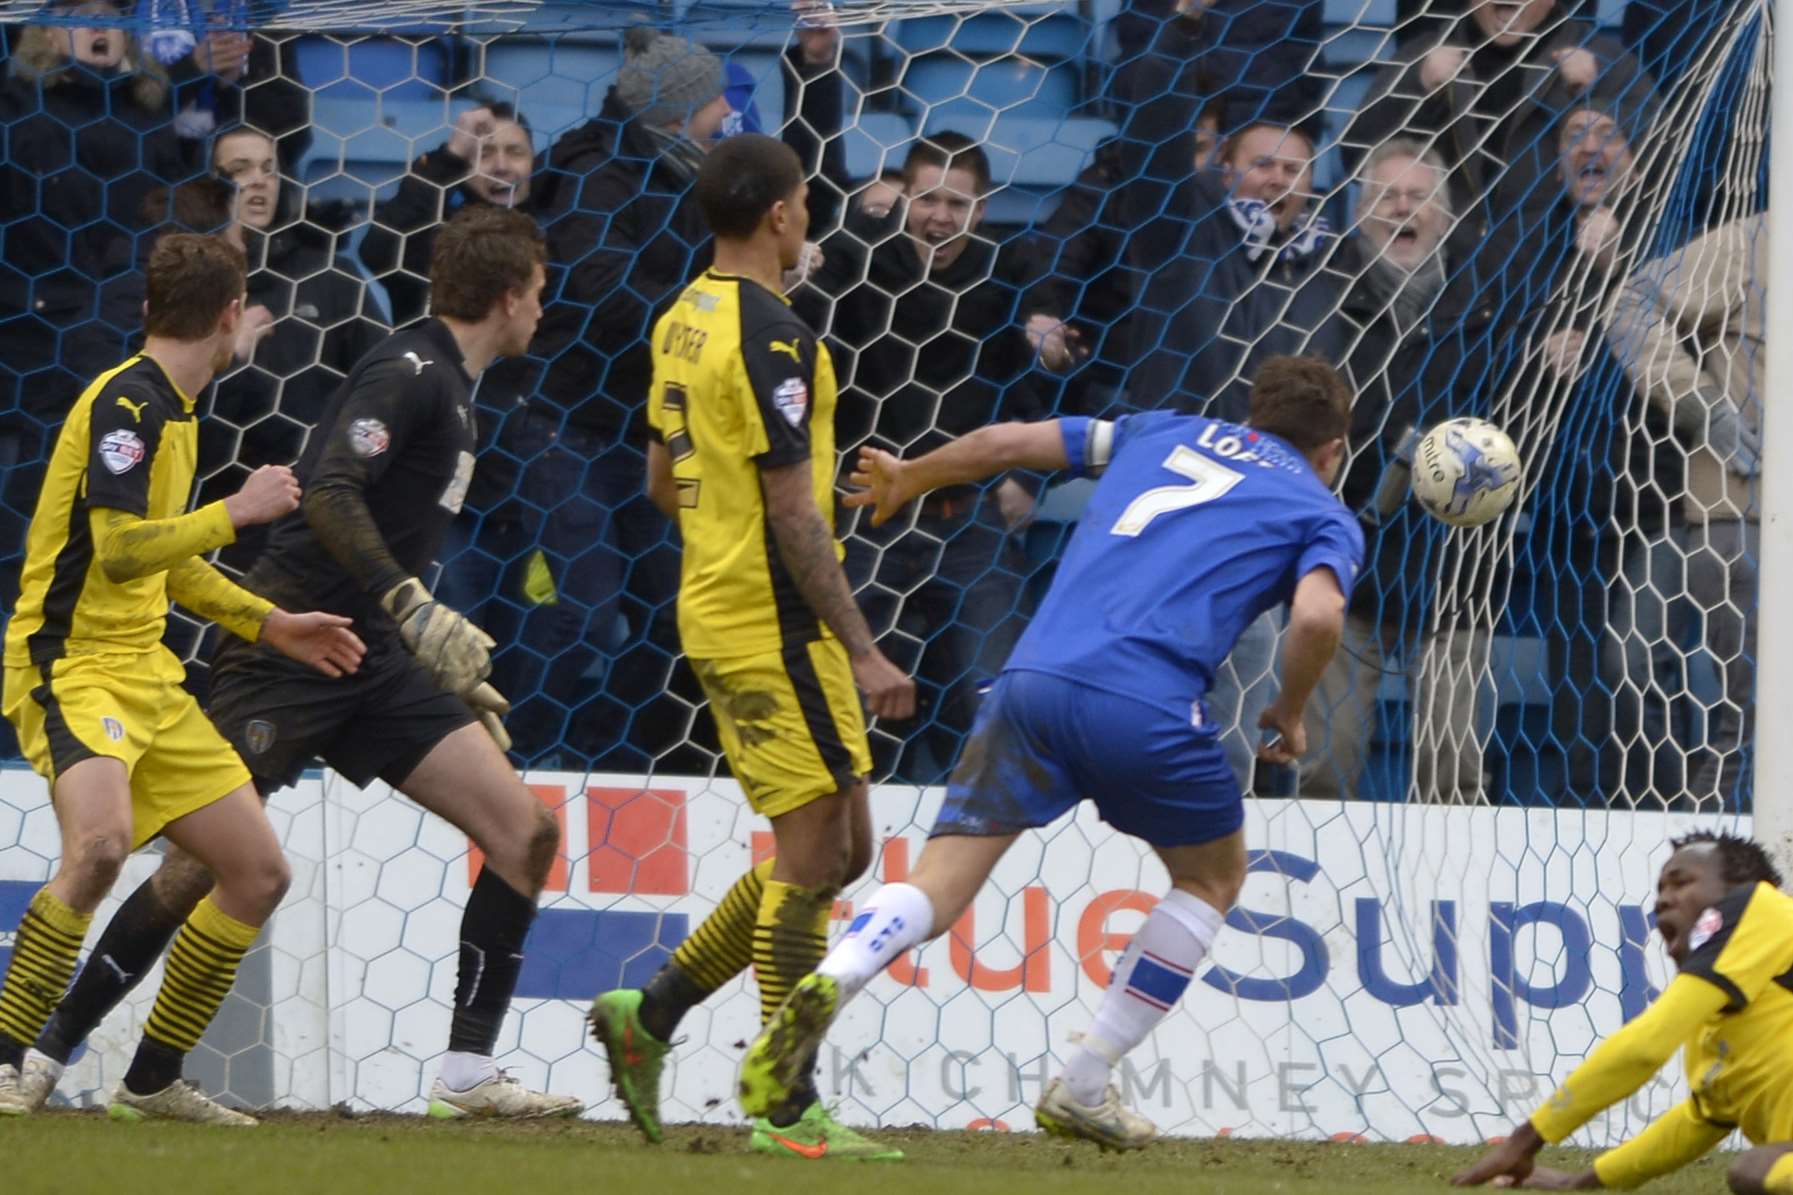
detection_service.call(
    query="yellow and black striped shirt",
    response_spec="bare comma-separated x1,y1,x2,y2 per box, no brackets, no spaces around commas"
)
647,271,843,659
4,356,235,665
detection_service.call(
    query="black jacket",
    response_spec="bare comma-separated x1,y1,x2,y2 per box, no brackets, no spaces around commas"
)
1,70,197,420
1128,170,1348,420
1343,15,1650,250
798,211,1044,498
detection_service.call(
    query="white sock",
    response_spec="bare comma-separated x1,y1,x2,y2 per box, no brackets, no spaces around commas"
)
1059,889,1224,1107
438,1050,499,1093
816,882,935,1001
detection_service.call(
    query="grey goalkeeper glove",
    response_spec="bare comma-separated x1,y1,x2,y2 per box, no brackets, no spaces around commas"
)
1676,392,1760,479
380,576,494,696
465,682,511,753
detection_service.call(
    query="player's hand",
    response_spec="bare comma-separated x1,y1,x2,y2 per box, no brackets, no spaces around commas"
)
1552,47,1599,93
1540,329,1586,379
262,609,365,678
793,0,839,66
1453,1124,1544,1187
994,476,1036,531
226,464,301,529
851,645,915,720
192,29,252,83
1494,1166,1598,1190
381,576,495,695
464,681,512,753
1256,701,1307,765
235,303,275,362
446,106,497,167
844,446,918,527
1420,46,1466,93
1025,313,1084,371
782,240,825,293
1575,206,1621,265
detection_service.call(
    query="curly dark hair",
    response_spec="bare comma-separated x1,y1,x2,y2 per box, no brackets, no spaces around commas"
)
1669,830,1784,889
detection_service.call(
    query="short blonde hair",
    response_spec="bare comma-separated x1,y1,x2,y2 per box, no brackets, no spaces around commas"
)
11,2,170,112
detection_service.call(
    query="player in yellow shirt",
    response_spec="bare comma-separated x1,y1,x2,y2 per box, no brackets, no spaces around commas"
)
587,133,914,1160
0,233,364,1124
1455,831,1793,1193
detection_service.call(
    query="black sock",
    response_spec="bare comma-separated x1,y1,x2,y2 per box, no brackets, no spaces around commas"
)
447,869,537,1057
38,881,182,1066
122,1037,184,1096
0,1034,25,1070
637,962,706,1043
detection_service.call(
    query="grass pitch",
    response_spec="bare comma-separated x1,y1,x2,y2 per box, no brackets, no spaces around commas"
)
3,1110,1728,1195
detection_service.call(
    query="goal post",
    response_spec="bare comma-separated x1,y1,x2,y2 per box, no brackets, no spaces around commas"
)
1756,0,1793,883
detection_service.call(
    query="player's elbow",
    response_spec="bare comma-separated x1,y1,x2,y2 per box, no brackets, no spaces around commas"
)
1288,588,1346,640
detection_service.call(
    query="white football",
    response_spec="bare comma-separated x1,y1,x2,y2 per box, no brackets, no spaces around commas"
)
1411,417,1522,528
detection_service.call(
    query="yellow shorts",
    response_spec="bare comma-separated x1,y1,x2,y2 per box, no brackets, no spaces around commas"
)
3,649,251,849
691,638,872,818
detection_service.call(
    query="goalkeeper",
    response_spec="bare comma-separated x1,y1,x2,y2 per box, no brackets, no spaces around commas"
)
11,208,580,1121
1455,831,1792,1194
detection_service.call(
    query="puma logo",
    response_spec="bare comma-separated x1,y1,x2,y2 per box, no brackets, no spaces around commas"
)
769,339,802,364
114,396,148,423
403,351,434,375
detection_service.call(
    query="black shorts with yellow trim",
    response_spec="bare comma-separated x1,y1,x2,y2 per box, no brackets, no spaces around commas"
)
690,637,872,818
2,648,251,849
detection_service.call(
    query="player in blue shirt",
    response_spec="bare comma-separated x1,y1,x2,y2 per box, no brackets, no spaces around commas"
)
737,356,1362,1152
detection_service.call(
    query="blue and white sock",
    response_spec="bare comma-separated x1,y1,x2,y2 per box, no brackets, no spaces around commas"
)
816,882,934,1002
1058,889,1224,1107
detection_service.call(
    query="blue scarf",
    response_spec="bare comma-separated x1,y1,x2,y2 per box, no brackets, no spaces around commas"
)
1225,197,1331,263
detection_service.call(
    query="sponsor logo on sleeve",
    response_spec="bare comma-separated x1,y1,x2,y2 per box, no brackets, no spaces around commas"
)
101,717,125,742
772,377,808,427
1687,906,1724,954
97,428,146,475
348,418,390,457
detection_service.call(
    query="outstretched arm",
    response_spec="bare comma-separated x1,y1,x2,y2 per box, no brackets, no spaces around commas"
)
1454,975,1730,1187
92,463,300,583
844,421,1072,527
165,555,274,641
1258,567,1347,764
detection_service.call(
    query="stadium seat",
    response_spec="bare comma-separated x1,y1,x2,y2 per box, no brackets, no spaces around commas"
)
480,39,621,112
901,54,1080,124
894,12,1095,59
920,111,1117,188
1322,0,1397,26
838,111,917,182
294,35,449,103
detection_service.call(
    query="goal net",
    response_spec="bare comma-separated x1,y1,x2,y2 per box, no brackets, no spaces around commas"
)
0,0,1770,1144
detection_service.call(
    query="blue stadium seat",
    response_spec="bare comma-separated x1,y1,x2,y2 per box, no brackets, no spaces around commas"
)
294,35,449,102
480,39,621,113
1322,0,1397,26
901,54,1079,123
1321,24,1398,67
838,111,916,182
919,110,1116,189
894,12,1094,59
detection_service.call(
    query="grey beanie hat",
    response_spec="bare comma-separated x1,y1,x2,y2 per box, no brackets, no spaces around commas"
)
616,26,725,128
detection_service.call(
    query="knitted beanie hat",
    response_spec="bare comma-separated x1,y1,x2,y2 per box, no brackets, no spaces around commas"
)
616,25,725,128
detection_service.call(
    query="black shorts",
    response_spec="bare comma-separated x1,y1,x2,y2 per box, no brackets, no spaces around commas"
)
207,633,476,793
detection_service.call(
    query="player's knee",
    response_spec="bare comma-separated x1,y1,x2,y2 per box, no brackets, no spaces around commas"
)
1728,1147,1781,1195
72,830,131,886
224,852,291,918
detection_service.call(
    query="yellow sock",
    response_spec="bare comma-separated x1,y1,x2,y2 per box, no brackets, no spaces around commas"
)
671,859,772,994
0,889,90,1048
141,896,259,1054
751,878,833,1027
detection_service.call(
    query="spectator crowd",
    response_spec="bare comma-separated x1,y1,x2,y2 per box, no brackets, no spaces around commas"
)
0,0,1762,810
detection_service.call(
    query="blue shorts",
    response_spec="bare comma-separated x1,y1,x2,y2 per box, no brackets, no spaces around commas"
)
935,670,1243,848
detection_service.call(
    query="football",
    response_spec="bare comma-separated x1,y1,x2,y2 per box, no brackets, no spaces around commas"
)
1411,417,1523,528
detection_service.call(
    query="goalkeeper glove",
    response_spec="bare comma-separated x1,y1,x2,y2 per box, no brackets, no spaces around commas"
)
465,681,512,753
380,576,494,696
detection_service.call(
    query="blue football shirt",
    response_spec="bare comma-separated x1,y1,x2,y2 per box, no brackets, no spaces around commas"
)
1004,411,1364,721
